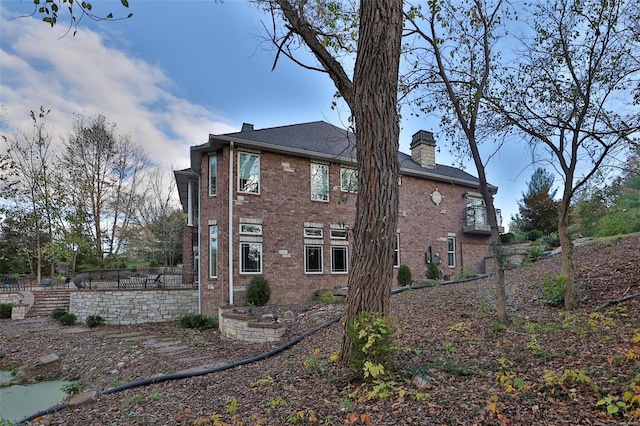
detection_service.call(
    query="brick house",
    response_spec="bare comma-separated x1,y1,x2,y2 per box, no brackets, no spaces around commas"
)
174,121,502,313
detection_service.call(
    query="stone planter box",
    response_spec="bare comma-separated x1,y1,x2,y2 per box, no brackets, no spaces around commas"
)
218,306,286,343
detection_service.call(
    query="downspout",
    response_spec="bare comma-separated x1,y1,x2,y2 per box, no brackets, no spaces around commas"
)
228,141,234,305
187,181,193,227
197,175,202,314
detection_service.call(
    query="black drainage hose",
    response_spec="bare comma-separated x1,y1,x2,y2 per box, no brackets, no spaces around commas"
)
17,316,342,425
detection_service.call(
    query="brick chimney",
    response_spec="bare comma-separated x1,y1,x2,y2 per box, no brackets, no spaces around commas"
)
241,123,254,132
410,130,436,169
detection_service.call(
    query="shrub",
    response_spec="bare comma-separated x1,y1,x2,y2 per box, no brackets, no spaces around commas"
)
58,312,77,326
397,264,412,286
0,304,12,319
426,262,441,280
51,308,67,320
86,315,105,328
500,233,515,244
527,230,543,241
180,314,218,330
318,289,336,304
149,260,159,268
246,275,271,307
543,274,566,306
525,243,545,263
347,312,395,379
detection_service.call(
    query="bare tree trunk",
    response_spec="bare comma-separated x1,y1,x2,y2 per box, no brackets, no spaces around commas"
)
339,0,402,365
559,200,575,308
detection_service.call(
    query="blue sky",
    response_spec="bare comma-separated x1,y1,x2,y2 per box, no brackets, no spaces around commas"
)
0,1,532,228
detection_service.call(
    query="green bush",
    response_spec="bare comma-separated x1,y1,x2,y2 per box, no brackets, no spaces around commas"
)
347,312,395,379
149,260,159,268
0,304,12,319
426,262,441,280
86,315,105,328
500,233,515,244
525,243,545,263
246,275,271,307
543,274,566,306
527,230,543,241
180,314,218,330
58,312,77,326
317,289,336,304
397,264,412,286
51,308,67,320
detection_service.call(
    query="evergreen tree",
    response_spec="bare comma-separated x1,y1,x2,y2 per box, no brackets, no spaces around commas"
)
518,168,559,236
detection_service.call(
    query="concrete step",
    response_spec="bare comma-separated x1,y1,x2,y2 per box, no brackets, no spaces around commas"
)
26,290,71,318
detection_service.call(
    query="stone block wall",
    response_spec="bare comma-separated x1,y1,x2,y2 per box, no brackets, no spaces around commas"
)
70,289,198,325
218,307,285,343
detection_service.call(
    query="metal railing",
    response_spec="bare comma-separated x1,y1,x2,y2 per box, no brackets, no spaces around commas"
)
73,267,197,290
466,206,502,227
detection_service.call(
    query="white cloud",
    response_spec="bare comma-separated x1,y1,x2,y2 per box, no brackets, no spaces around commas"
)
0,8,236,170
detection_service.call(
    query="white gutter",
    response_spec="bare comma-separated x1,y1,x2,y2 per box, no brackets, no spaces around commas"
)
196,175,202,314
228,141,234,305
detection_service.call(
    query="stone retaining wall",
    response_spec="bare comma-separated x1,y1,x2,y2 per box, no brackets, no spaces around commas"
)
70,289,198,325
218,307,285,343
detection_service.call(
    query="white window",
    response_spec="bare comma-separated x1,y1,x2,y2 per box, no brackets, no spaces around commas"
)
305,245,323,274
238,152,260,194
209,225,218,278
240,242,262,274
331,246,348,273
240,224,263,235
448,237,456,267
310,163,329,202
393,234,400,267
209,155,217,196
304,227,323,238
340,168,358,193
330,229,347,239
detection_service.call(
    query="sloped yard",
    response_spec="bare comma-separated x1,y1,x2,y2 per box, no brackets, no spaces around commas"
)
1,235,639,425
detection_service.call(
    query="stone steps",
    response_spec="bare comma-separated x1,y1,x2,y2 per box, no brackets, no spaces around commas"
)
26,290,71,318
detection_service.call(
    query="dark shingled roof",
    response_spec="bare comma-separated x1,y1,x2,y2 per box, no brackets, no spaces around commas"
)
177,121,494,211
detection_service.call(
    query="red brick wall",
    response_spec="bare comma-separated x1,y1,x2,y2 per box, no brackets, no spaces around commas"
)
189,145,492,313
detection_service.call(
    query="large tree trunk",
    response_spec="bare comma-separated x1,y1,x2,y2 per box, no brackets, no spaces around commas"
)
559,199,575,308
339,0,403,365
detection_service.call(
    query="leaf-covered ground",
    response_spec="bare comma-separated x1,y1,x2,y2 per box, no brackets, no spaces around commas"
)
2,235,639,425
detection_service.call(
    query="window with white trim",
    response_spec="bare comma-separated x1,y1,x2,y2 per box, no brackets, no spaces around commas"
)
305,245,323,273
310,163,329,202
448,236,456,267
209,225,218,278
393,234,400,267
340,168,358,193
238,152,260,194
209,155,217,196
240,242,262,274
331,246,348,273
240,224,262,235
304,227,323,238
330,229,347,239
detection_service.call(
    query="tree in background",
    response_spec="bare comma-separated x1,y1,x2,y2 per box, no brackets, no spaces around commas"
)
129,168,185,266
491,0,640,308
61,114,149,261
517,168,559,237
403,0,510,324
2,107,63,282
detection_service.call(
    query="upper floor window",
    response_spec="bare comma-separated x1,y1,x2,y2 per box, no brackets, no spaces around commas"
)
330,229,347,239
238,152,260,194
340,168,358,193
310,163,329,202
209,155,217,196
